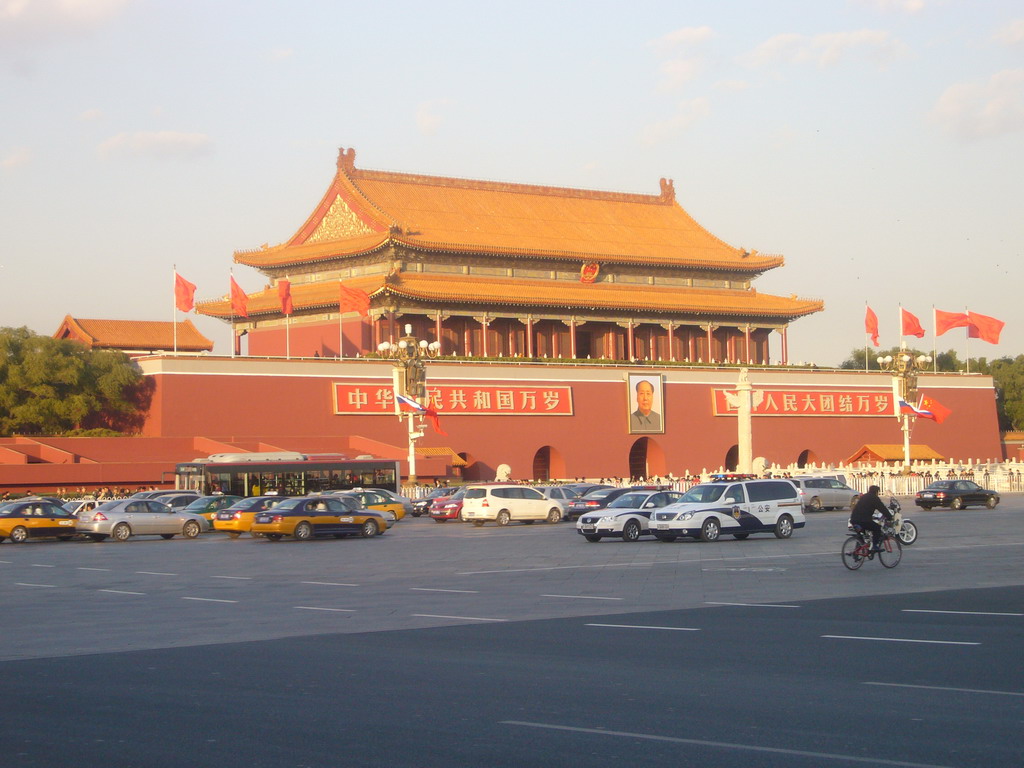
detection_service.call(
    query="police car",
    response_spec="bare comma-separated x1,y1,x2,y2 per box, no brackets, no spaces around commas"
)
649,477,804,542
576,489,684,542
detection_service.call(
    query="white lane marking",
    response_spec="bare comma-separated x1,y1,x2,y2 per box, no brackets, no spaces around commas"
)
136,571,177,576
30,564,55,568
211,576,253,580
864,682,1024,697
182,597,238,603
501,721,955,768
459,562,648,575
412,614,507,622
902,609,1023,617
542,594,623,601
0,560,11,563
301,581,359,587
587,623,701,632
411,587,480,594
823,635,980,646
706,601,800,608
295,606,355,613
15,583,55,588
77,567,111,571
100,589,145,595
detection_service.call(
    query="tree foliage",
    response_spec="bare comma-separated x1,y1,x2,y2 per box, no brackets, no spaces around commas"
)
0,327,150,435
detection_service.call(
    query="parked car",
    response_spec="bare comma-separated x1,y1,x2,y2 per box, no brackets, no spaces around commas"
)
412,487,457,516
650,478,804,542
461,484,564,526
76,499,210,542
154,493,203,510
561,483,614,498
181,495,244,524
214,495,290,537
790,476,860,512
576,489,685,542
0,499,78,543
915,480,999,510
565,486,649,521
251,496,387,540
62,498,101,517
335,488,407,520
430,486,468,522
331,492,397,528
370,488,414,518
533,485,581,515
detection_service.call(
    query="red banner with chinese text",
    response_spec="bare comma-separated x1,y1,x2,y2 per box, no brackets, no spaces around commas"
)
712,389,894,417
334,383,574,415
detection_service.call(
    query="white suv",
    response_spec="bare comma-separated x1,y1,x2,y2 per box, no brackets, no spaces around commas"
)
461,485,564,526
650,478,804,542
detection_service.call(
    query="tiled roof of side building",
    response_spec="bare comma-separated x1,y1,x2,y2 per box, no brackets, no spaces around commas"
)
54,316,214,351
234,148,785,273
196,273,824,321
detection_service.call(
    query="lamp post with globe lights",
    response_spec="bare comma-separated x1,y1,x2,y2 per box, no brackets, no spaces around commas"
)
377,324,442,484
877,350,932,473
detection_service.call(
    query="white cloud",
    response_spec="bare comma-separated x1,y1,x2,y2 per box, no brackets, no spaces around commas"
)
1,147,32,168
714,79,749,92
269,47,293,61
415,99,452,136
745,29,909,70
97,131,214,158
855,0,926,13
641,98,711,145
0,0,134,46
658,58,702,91
78,107,102,121
648,26,712,92
994,19,1024,47
932,69,1024,140
649,26,713,53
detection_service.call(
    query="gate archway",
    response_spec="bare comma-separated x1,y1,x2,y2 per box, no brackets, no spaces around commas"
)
532,445,566,481
628,437,666,480
797,449,819,468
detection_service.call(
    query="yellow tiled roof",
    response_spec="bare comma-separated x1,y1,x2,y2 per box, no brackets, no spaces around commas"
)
54,316,213,352
234,148,784,273
196,273,823,321
846,444,945,462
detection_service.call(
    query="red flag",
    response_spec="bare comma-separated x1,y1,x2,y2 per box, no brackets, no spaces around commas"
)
278,279,293,316
174,272,197,313
901,308,925,338
864,306,879,347
967,311,1004,344
339,283,370,317
917,394,952,424
935,309,970,336
424,406,448,436
230,276,248,318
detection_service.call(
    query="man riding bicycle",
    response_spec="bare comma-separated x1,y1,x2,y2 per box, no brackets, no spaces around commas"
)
850,485,893,553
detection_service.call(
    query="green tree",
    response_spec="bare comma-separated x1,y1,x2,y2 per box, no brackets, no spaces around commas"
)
0,327,148,435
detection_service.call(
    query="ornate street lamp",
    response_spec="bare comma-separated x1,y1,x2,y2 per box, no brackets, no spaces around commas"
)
877,349,932,473
377,324,442,484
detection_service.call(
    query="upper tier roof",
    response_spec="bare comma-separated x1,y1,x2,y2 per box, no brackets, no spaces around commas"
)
234,148,784,273
54,316,213,353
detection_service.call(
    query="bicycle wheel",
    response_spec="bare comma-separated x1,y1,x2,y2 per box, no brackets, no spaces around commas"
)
878,536,902,568
841,536,864,570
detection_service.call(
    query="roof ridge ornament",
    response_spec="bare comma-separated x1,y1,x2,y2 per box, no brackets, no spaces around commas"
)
659,177,675,203
337,147,356,172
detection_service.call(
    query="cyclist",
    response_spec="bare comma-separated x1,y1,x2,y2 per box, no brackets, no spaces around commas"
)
850,485,893,553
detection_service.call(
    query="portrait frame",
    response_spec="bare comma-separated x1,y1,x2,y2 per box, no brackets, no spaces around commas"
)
626,373,665,434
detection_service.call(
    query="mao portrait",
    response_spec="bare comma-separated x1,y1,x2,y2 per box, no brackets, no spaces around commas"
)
627,374,664,434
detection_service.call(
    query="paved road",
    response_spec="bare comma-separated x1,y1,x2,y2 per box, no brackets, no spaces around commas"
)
1,501,1021,767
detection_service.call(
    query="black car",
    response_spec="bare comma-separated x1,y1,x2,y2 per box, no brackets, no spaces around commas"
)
565,486,649,521
412,487,456,517
914,480,999,510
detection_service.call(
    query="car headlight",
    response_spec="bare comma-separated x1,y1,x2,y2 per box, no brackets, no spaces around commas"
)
679,512,693,521
598,516,615,524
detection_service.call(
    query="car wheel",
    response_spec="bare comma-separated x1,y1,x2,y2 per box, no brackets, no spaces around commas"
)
774,514,794,539
227,532,241,539
160,534,175,540
9,526,29,544
584,534,601,542
951,497,964,510
699,519,720,542
546,508,562,524
88,534,108,542
496,510,511,526
621,520,642,542
986,496,998,509
182,521,201,539
0,536,5,544
433,518,447,523
733,533,749,540
111,523,131,542
360,519,379,538
808,497,822,512
57,535,74,541
920,504,934,510
265,534,282,541
849,496,860,510
654,533,677,542
472,521,484,527
293,521,313,540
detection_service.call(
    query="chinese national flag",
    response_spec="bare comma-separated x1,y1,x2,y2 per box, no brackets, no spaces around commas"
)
918,395,952,424
967,311,1004,344
278,279,293,316
339,283,370,317
174,272,197,313
901,308,925,338
230,276,248,318
864,306,879,346
935,309,970,336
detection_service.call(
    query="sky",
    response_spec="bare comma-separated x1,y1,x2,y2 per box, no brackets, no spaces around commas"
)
2,0,1022,367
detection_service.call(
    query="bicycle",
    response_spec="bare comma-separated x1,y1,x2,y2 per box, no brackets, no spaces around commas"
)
841,521,902,570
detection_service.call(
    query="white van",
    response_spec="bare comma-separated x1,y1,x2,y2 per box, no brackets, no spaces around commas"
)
461,485,564,526
650,478,804,542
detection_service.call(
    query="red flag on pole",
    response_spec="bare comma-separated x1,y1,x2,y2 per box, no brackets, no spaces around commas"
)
901,308,925,338
174,273,197,313
935,309,971,336
864,306,879,347
966,311,1004,344
917,394,952,424
278,279,293,316
339,283,370,317
230,276,249,318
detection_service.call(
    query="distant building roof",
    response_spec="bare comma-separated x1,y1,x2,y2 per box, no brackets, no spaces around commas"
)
845,444,946,464
54,316,213,354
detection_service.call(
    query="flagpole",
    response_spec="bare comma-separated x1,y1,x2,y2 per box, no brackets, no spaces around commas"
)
964,305,970,374
338,279,344,360
172,266,178,355
931,306,937,372
230,270,235,359
864,301,868,372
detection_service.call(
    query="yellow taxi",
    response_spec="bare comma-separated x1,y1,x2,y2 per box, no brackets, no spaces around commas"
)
213,495,289,538
340,489,407,520
250,496,388,541
0,499,78,543
181,494,243,525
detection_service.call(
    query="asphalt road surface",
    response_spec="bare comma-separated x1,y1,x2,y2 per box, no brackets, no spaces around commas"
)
1,500,1021,767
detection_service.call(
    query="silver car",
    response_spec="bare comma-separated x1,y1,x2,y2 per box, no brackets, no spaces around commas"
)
76,498,211,542
791,476,860,512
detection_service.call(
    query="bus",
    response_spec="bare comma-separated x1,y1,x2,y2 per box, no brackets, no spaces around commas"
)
174,452,401,497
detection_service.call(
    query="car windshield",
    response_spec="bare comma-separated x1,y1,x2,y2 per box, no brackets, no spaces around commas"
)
607,493,649,508
96,501,123,511
678,485,726,503
925,481,955,490
582,489,617,501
